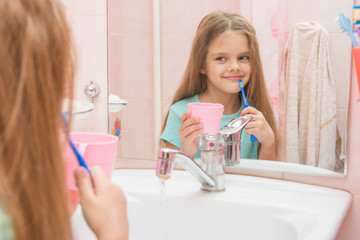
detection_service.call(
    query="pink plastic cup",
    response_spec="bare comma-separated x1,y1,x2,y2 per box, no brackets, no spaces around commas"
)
187,102,224,134
64,132,118,190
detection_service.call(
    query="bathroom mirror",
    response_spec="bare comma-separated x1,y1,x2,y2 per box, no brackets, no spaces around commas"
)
107,0,352,176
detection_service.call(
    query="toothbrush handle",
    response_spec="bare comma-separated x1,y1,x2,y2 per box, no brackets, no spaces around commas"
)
350,33,359,48
352,47,360,97
69,139,91,175
250,135,258,142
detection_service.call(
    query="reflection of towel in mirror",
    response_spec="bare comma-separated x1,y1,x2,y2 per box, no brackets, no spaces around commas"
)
279,21,341,171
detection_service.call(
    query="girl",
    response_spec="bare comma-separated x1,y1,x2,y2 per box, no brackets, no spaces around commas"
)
161,11,279,161
0,0,128,239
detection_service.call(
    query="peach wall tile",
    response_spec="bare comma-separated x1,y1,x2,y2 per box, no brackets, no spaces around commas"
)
330,33,352,111
239,0,252,21
61,0,78,16
66,16,83,97
78,0,106,16
161,0,206,34
161,34,193,102
281,173,347,190
161,0,240,35
114,157,156,169
336,195,360,240
77,16,108,132
202,0,240,13
118,99,155,160
65,15,82,100
61,0,107,133
287,0,353,33
77,16,107,98
343,68,360,193
108,34,123,95
116,34,153,101
81,109,108,133
108,0,152,34
332,44,360,237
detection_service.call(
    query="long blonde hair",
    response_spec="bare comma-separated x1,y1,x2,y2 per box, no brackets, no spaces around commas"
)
161,11,280,159
0,0,74,239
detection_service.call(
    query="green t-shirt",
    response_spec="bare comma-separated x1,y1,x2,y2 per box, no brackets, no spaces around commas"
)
161,95,258,159
0,207,13,240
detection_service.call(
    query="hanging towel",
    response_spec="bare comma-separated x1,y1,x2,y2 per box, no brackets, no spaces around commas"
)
279,21,340,171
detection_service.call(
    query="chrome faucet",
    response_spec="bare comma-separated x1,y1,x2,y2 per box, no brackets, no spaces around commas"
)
156,116,252,191
156,148,224,191
219,116,252,166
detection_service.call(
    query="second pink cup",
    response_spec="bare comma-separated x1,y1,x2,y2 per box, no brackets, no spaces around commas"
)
64,132,118,190
188,102,224,134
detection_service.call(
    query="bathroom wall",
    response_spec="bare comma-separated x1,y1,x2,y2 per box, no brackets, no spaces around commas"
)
72,0,359,239
108,0,154,160
61,0,108,133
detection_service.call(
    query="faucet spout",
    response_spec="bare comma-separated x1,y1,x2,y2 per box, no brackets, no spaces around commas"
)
156,148,216,189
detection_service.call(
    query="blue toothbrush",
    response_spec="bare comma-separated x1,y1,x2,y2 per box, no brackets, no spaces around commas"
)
62,113,91,175
335,13,358,48
238,79,258,142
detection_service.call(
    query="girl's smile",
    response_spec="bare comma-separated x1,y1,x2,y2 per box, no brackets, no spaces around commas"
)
222,75,244,81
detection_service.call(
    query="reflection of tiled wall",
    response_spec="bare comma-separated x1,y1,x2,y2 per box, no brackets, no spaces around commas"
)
61,0,108,133
108,0,154,160
108,0,359,239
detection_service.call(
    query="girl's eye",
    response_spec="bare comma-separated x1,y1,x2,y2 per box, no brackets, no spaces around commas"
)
239,56,250,62
215,57,226,62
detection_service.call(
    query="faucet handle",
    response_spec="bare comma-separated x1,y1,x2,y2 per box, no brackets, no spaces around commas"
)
219,116,252,135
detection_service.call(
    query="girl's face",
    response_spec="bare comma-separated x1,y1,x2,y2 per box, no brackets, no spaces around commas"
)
201,31,251,95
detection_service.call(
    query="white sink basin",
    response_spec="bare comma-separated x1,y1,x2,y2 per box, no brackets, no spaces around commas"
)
71,169,351,240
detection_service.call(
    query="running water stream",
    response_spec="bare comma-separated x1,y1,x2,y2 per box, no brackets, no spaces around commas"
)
158,178,167,240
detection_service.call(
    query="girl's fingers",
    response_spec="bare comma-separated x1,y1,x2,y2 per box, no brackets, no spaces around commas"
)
179,118,201,133
180,111,191,123
180,122,202,137
74,167,94,203
179,111,202,137
180,111,201,127
88,166,109,195
182,128,202,141
240,106,258,116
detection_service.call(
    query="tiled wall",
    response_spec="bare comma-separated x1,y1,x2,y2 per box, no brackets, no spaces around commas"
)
73,0,359,238
61,0,108,133
108,0,154,160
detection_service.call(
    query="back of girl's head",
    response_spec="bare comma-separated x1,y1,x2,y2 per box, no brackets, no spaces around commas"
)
0,0,74,239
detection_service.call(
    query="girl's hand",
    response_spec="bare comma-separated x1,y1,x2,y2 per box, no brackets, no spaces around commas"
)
240,107,275,160
75,166,129,240
178,111,203,158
